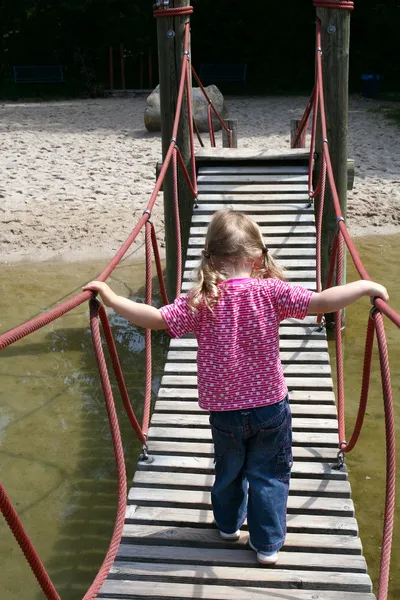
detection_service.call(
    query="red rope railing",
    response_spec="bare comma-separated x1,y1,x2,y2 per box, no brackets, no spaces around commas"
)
295,8,397,598
0,4,233,598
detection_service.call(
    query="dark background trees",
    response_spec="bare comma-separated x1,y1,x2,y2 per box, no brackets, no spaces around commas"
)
0,0,399,97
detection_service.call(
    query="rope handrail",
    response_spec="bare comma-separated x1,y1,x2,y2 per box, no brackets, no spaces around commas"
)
294,9,397,599
0,5,232,597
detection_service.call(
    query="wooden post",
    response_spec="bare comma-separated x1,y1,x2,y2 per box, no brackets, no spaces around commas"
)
120,43,126,90
291,119,306,148
222,119,238,148
156,0,192,299
109,46,114,90
314,4,351,325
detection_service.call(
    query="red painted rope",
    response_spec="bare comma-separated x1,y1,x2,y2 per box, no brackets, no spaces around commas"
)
293,86,315,149
85,299,127,599
176,146,198,199
0,485,61,599
172,149,183,297
334,233,346,443
185,59,198,193
142,223,153,437
314,0,354,9
193,118,205,147
374,311,396,600
153,6,194,18
191,66,231,134
208,104,216,148
150,223,169,306
98,305,146,444
340,315,375,453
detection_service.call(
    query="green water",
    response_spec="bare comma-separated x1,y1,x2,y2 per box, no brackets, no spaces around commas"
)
0,235,399,599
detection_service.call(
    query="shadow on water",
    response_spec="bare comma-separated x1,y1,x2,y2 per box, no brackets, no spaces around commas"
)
0,259,169,600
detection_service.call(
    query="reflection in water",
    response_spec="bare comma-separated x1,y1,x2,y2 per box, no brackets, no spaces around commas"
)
0,235,399,599
0,259,169,599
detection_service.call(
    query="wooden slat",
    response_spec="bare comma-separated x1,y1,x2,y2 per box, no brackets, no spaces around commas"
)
146,441,339,462
195,203,313,213
189,225,316,236
121,524,362,554
197,193,311,203
185,258,316,269
197,184,309,193
192,213,314,224
135,456,345,479
189,235,316,247
198,166,309,175
182,281,317,292
183,270,317,281
169,338,329,352
197,175,309,184
157,388,335,404
154,402,336,419
166,351,330,363
147,427,339,447
106,561,372,593
160,376,333,392
164,363,331,376
195,148,310,162
116,543,367,573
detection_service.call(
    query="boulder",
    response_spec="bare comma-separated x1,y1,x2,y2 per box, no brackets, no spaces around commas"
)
144,84,226,133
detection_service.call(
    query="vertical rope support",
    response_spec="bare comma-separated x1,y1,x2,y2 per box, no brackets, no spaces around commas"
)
0,485,61,600
185,57,198,192
98,304,146,443
315,155,327,295
85,299,127,600
207,104,216,147
374,312,396,600
142,222,153,437
335,233,346,447
150,223,169,306
172,148,183,298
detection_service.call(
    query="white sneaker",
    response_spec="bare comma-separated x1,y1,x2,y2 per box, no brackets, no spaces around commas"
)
249,539,279,565
219,529,241,541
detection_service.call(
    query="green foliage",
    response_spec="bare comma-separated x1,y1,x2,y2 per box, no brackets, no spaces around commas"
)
0,0,399,98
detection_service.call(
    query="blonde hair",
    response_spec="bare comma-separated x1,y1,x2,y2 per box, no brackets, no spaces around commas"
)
188,209,286,311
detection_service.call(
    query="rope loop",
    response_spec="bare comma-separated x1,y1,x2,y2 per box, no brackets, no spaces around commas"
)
153,5,194,18
314,0,354,9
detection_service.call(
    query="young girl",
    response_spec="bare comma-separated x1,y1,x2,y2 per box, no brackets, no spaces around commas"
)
83,209,388,566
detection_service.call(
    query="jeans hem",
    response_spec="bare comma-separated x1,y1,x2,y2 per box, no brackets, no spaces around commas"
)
249,535,286,553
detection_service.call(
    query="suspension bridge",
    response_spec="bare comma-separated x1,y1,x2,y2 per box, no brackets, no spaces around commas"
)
0,2,398,600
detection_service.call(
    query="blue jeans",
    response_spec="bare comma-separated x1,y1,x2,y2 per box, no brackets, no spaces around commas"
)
209,396,292,553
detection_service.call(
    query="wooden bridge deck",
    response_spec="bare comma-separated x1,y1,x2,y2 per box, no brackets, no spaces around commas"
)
98,149,376,599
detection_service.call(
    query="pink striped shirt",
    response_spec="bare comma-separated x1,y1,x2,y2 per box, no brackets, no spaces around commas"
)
160,278,313,411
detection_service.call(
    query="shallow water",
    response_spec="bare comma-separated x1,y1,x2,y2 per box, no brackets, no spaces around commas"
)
0,235,399,599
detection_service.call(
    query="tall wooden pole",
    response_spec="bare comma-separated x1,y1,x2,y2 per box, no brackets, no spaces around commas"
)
156,0,192,300
314,4,351,325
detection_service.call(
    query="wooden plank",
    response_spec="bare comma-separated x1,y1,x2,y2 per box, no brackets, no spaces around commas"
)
169,338,329,352
166,351,330,363
163,364,331,376
128,488,353,517
157,388,335,404
106,562,372,593
147,427,339,447
121,524,362,554
98,581,375,600
197,184,309,193
197,175,309,184
192,213,314,225
182,281,317,292
185,258,316,269
198,166,309,175
160,376,333,391
154,402,336,419
116,543,367,573
135,456,345,479
195,203,313,213
183,270,317,281
188,236,316,248
188,246,317,258
198,192,310,201
189,225,316,236
146,441,339,462
195,148,310,162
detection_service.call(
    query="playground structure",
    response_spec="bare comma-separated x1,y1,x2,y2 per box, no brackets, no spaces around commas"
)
0,1,398,600
107,44,154,93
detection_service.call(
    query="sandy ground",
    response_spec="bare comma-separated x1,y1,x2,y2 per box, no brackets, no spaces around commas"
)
0,95,399,263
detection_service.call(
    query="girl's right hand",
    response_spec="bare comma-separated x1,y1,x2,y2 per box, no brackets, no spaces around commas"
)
367,281,389,303
82,281,116,307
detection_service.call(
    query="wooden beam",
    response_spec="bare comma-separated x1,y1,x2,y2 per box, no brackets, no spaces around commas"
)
156,0,192,299
222,119,238,148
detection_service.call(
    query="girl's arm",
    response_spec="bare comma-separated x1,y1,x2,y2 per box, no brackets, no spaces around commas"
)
83,281,168,330
308,280,389,314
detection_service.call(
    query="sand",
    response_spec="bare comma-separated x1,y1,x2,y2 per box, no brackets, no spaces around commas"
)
0,94,399,263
